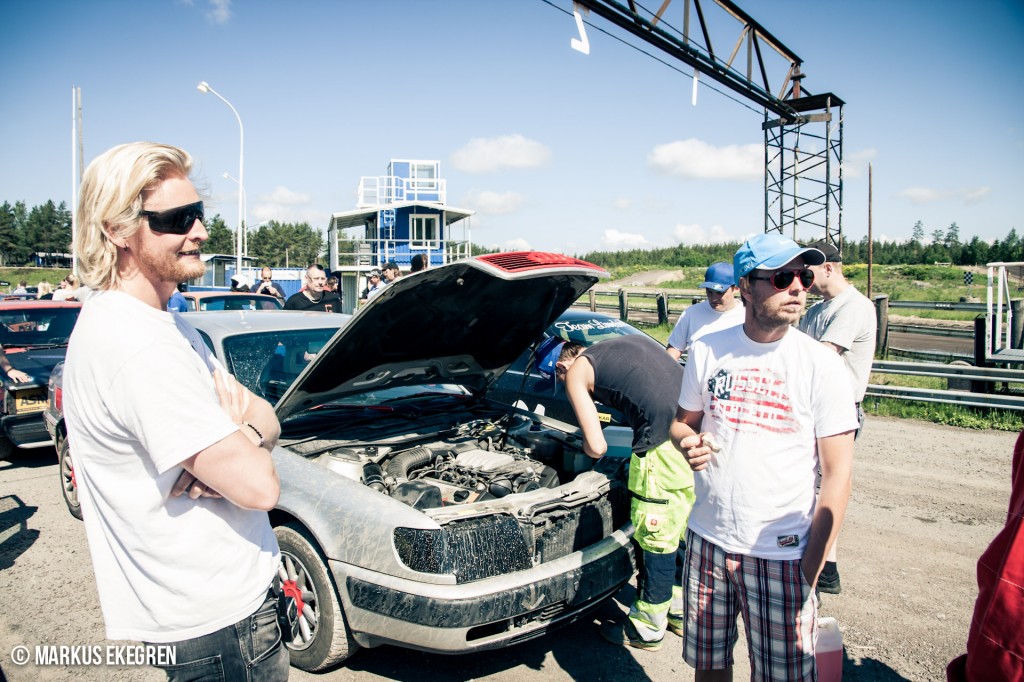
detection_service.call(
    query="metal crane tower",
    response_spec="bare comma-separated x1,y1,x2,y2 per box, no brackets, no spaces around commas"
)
568,0,845,250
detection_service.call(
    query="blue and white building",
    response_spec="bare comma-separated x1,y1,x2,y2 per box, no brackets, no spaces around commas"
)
327,159,474,312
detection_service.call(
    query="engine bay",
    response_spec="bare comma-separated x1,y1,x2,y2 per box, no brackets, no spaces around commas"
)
311,416,594,510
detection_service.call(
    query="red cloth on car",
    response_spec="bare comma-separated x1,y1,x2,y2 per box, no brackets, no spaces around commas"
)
947,429,1024,681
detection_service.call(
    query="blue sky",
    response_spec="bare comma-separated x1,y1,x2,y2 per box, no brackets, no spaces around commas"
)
2,0,1022,256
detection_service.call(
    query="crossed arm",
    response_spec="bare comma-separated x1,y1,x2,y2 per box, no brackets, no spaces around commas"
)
172,370,282,511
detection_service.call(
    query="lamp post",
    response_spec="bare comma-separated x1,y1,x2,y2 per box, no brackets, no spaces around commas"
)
197,81,244,275
222,172,246,259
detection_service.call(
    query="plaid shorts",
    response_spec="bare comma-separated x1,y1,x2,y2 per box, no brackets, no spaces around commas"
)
682,529,818,681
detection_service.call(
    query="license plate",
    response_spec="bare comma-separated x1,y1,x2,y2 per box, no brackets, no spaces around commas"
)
14,390,47,414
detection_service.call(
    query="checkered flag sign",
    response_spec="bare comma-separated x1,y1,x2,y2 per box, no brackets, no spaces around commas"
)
964,271,974,285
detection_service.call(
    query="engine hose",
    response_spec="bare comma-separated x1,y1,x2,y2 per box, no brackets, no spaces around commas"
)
384,446,435,479
362,462,386,492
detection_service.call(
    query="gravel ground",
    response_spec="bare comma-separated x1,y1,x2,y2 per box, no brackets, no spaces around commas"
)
0,416,1018,681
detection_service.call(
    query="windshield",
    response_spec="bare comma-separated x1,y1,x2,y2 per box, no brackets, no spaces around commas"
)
0,308,79,347
547,315,648,346
220,328,340,402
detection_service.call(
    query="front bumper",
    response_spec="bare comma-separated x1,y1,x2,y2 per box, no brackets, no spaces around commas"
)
332,529,635,653
2,412,52,448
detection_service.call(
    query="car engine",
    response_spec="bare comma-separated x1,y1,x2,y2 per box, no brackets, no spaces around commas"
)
311,417,591,510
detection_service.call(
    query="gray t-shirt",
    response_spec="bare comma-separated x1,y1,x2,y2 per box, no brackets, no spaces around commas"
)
799,285,877,401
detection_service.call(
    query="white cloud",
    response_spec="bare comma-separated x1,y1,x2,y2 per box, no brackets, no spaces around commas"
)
897,185,992,206
897,187,943,204
962,186,991,204
648,138,761,181
461,189,525,215
842,148,877,180
672,223,741,245
207,0,231,23
248,186,322,226
261,186,312,206
450,134,551,173
502,238,532,252
601,229,649,250
612,197,632,210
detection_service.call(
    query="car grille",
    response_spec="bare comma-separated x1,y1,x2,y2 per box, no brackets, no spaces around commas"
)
532,488,627,564
395,488,629,584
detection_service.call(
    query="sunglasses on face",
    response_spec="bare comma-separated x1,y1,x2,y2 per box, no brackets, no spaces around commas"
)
748,268,815,290
139,201,204,235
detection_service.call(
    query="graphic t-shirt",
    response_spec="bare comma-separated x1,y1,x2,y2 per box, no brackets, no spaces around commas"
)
678,324,857,559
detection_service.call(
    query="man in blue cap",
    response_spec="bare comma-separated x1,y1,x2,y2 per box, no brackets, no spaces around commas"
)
537,335,694,652
667,261,744,360
671,233,858,681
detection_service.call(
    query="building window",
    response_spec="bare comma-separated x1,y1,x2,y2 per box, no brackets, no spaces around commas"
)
411,163,436,182
410,215,439,249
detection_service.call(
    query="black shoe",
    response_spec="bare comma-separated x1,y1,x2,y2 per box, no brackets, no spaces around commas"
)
817,564,842,595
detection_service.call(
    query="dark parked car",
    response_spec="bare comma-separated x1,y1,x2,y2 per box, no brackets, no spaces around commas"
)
0,300,81,460
488,308,665,430
47,253,637,673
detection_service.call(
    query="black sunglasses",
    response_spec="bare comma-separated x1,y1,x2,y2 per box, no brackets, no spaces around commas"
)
139,201,204,235
748,268,815,290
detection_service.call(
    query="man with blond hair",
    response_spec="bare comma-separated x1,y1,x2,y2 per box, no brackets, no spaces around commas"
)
65,141,289,679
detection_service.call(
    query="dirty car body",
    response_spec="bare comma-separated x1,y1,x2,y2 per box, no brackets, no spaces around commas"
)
268,253,635,671
45,254,636,672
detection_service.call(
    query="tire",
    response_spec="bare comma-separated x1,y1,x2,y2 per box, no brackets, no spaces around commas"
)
275,523,357,671
58,436,83,520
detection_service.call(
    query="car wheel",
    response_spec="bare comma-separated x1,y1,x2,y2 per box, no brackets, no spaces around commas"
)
275,523,357,671
58,437,83,520
0,437,13,462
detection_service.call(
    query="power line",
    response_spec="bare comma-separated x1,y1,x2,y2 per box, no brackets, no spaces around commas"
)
538,0,763,116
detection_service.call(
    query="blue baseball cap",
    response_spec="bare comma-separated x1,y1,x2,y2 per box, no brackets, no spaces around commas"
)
535,336,566,380
733,233,826,284
700,262,735,292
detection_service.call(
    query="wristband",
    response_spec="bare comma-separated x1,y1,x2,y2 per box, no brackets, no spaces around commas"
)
243,422,265,448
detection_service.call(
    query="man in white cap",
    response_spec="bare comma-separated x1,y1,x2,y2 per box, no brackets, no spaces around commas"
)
671,232,857,681
666,261,744,360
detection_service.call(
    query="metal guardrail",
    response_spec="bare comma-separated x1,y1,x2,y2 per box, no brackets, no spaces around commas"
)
888,324,975,339
868,360,1024,411
887,300,988,312
866,384,1024,411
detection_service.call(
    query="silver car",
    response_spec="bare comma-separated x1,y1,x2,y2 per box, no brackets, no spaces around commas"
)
48,254,637,673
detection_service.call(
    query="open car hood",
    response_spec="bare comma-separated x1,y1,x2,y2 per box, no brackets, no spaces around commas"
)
275,252,607,421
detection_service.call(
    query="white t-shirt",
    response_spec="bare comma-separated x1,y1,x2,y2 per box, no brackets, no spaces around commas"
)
667,299,744,354
678,324,858,559
63,291,279,643
799,285,877,401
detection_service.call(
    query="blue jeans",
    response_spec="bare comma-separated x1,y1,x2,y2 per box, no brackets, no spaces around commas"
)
147,590,289,681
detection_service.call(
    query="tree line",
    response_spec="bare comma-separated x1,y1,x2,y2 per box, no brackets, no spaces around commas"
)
0,200,325,268
3,200,1018,271
579,223,1021,270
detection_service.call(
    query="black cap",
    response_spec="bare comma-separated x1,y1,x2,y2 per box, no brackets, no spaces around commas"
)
383,261,399,271
807,239,842,263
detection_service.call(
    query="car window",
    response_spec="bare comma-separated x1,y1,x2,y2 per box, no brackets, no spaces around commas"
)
220,328,343,402
547,316,648,346
198,296,279,311
0,308,80,347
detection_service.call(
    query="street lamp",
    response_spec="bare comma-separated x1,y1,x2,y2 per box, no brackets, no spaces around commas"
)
197,80,244,274
222,172,246,259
